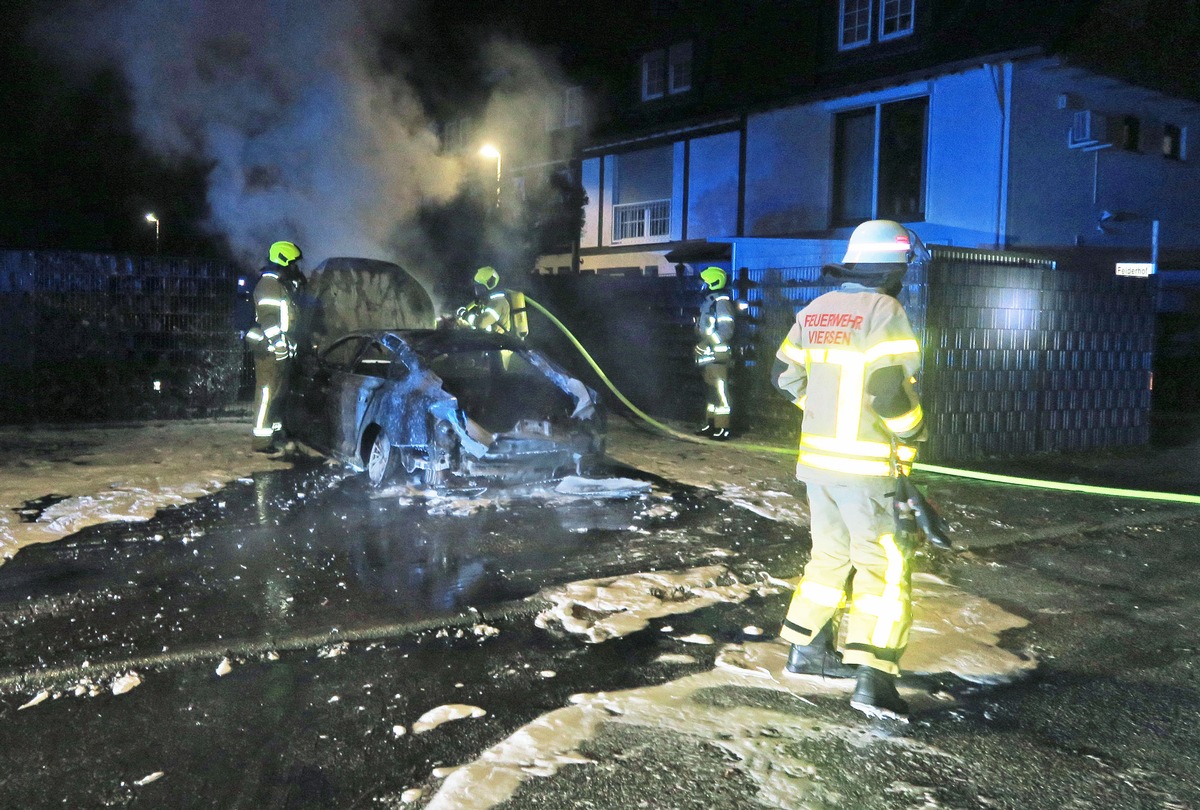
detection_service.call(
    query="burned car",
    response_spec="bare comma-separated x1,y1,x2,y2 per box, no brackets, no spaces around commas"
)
284,328,605,487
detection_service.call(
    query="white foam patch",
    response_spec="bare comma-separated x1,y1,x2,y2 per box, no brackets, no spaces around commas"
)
532,566,783,643
0,421,292,560
718,484,810,526
433,567,1036,809
411,704,487,734
554,476,652,498
423,645,957,810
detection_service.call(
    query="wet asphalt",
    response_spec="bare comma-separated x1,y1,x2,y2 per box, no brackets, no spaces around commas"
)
0,455,1199,808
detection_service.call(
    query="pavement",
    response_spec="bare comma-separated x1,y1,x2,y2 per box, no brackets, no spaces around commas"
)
4,413,1200,808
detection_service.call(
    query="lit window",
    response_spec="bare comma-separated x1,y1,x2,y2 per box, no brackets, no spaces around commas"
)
879,0,914,40
833,97,928,224
840,0,873,50
642,51,666,100
668,42,693,94
1163,123,1185,160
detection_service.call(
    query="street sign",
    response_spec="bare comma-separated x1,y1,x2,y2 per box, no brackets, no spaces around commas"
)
1115,262,1156,277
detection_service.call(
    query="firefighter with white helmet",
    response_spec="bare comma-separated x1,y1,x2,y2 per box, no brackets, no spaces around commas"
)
245,240,305,452
771,219,927,720
694,266,736,440
458,266,528,339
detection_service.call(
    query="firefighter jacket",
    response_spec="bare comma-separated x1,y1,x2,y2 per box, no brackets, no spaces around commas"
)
461,290,528,339
246,267,301,359
695,291,734,367
772,283,924,483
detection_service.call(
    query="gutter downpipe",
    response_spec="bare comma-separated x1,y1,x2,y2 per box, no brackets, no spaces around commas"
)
989,61,1013,250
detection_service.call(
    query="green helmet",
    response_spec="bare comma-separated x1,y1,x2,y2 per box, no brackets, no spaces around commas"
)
269,240,303,267
474,265,500,290
700,266,727,291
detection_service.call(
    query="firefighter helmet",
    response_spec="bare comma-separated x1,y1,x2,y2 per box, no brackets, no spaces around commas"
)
700,266,727,291
474,266,500,290
842,220,913,264
269,241,303,267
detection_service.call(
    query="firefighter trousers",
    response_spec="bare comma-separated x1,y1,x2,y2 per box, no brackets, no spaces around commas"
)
701,362,731,429
780,478,911,675
251,349,291,450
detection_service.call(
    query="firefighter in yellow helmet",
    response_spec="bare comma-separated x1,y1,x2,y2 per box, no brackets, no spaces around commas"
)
244,240,305,452
694,266,735,440
771,220,927,721
457,266,528,339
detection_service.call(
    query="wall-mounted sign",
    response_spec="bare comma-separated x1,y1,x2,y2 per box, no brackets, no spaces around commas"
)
1115,262,1156,277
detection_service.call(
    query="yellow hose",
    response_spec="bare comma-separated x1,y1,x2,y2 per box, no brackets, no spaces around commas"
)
525,294,1200,506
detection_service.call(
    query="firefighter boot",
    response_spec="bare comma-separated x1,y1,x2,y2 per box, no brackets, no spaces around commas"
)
850,665,909,722
695,421,715,436
710,427,731,441
784,622,857,679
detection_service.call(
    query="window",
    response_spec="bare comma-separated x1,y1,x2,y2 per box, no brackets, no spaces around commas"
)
840,0,872,49
840,0,914,50
1119,116,1141,151
642,51,665,100
547,86,584,131
833,97,928,225
613,145,673,241
1163,123,1185,160
880,0,915,40
668,42,693,94
641,42,693,101
322,337,365,369
442,118,471,152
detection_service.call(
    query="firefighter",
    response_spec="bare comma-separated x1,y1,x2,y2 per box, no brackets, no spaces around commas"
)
245,240,305,453
694,266,735,440
771,219,927,721
457,266,528,340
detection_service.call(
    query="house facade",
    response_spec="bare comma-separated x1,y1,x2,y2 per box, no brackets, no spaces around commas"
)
537,0,1200,277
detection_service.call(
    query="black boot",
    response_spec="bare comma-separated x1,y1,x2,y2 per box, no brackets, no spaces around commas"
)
710,427,731,441
784,623,857,679
695,421,714,436
850,666,909,721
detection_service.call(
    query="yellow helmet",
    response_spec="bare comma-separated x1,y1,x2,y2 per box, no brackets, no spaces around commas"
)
474,265,500,290
700,266,727,291
269,241,303,267
842,220,912,264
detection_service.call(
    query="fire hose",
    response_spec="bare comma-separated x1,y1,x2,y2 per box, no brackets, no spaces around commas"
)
523,294,1200,512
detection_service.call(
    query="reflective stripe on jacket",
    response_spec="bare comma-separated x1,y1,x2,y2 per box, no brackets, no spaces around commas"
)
252,269,295,344
774,284,923,481
695,292,734,365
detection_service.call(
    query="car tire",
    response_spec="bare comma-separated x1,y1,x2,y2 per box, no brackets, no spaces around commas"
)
366,429,395,488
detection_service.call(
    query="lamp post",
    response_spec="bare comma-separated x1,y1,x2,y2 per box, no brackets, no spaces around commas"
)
478,144,501,209
144,213,160,255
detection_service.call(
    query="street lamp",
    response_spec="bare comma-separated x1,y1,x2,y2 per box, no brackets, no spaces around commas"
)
478,144,501,208
144,213,160,255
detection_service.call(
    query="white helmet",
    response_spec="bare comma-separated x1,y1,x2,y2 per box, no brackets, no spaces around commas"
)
842,220,913,264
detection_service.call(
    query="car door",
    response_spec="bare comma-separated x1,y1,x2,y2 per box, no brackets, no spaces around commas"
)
332,338,394,462
298,336,366,454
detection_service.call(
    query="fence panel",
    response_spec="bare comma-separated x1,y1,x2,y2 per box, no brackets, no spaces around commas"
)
0,250,244,423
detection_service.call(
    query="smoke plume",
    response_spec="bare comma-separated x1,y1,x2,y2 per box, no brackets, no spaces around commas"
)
36,0,569,297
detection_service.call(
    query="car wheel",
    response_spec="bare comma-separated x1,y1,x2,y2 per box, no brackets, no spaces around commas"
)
366,430,395,488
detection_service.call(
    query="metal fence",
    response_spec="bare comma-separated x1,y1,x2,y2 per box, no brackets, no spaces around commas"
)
0,250,245,423
530,247,1154,463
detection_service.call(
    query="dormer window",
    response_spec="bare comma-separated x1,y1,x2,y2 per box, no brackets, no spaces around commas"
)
641,41,693,101
840,0,914,50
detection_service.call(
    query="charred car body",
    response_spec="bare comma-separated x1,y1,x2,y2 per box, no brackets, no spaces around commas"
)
284,328,605,487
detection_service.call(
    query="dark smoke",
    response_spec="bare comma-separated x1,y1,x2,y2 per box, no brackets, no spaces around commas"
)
36,0,570,309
